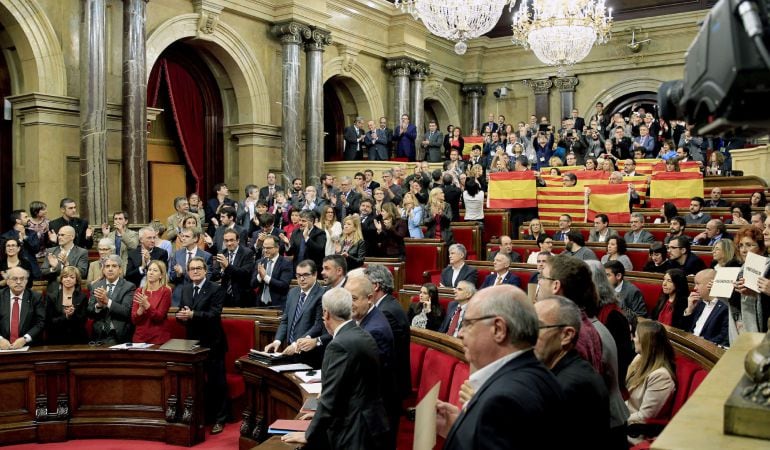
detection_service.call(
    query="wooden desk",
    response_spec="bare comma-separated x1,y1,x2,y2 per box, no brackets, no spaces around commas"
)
237,357,315,450
653,333,770,450
253,436,295,449
0,345,208,446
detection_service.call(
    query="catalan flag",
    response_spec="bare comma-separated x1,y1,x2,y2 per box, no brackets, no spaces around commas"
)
649,172,704,208
616,158,659,175
586,184,632,224
487,171,537,208
651,161,702,174
537,186,589,222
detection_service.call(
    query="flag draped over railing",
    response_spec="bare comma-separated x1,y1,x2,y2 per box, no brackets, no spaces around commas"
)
586,184,632,223
648,171,704,208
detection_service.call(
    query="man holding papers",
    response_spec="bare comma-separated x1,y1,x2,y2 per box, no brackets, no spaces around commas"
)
682,269,729,346
281,287,389,449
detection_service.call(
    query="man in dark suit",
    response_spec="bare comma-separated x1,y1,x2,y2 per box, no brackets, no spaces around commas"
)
441,173,463,221
552,214,573,242
210,207,248,255
483,112,498,134
481,253,521,289
668,235,707,276
534,296,610,448
604,261,648,318
176,256,228,435
343,117,365,161
211,229,255,307
437,285,566,449
571,108,586,132
2,209,41,277
47,198,94,249
394,113,417,161
88,255,136,345
706,187,729,207
624,212,656,244
125,227,169,287
486,235,521,263
440,244,478,288
0,267,45,349
363,169,380,195
334,176,361,220
251,235,293,309
264,260,325,354
281,287,390,449
421,119,444,162
248,213,284,258
683,269,729,346
285,210,327,272
258,172,283,207
358,199,379,246
439,281,476,337
170,228,213,306
366,119,390,161
204,183,237,231
40,225,89,290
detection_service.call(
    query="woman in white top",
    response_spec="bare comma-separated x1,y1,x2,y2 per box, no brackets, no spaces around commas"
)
319,205,342,256
600,237,634,272
462,178,485,223
527,234,554,264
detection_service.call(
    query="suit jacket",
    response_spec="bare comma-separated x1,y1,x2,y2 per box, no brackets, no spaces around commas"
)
48,216,93,249
46,285,89,344
359,306,394,370
480,271,521,289
0,288,45,344
258,184,284,206
365,128,391,161
360,215,379,246
88,277,136,344
248,226,285,258
394,124,417,160
423,130,444,161
424,206,454,245
275,283,325,344
125,246,169,287
286,226,327,271
376,294,411,399
588,227,618,243
343,124,364,160
304,321,390,450
104,229,139,267
439,301,463,334
683,299,729,346
340,240,367,270
334,190,361,220
40,245,89,290
486,250,521,263
440,264,478,288
211,245,256,307
573,117,586,132
204,197,237,225
552,230,570,242
442,185,462,221
212,224,248,255
169,248,213,285
251,255,294,309
443,350,566,449
177,280,227,358
624,230,656,244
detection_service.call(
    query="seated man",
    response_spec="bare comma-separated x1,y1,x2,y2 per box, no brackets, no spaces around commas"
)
40,225,89,291
565,232,598,261
684,196,712,225
481,253,521,288
552,214,572,242
439,280,476,337
440,243,478,288
693,219,728,246
624,213,656,244
604,261,648,318
682,269,729,346
589,214,617,243
486,235,521,263
706,187,728,207
88,255,137,345
668,235,706,276
665,216,687,245
0,267,45,349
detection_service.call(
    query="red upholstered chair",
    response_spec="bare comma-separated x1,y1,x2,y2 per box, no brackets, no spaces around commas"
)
511,270,534,285
417,349,459,402
579,229,590,241
593,248,607,261
222,319,256,401
438,295,454,314
694,251,713,268
451,227,479,260
166,319,188,339
447,363,470,408
405,239,445,285
475,269,493,288
627,250,651,271
409,343,429,398
649,229,668,242
633,281,663,315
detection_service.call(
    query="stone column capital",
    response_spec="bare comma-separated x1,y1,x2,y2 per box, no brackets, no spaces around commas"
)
461,83,486,97
553,76,579,92
410,62,430,81
304,28,332,52
271,21,312,45
523,78,553,95
386,58,416,77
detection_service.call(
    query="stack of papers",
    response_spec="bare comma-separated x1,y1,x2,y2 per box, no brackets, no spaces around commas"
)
295,370,322,383
300,383,322,394
110,343,154,349
268,419,311,435
269,363,313,373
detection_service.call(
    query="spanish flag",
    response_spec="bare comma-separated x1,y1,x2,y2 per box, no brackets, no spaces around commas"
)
487,171,537,208
586,184,631,224
649,172,704,208
617,158,658,175
462,136,484,156
651,161,701,174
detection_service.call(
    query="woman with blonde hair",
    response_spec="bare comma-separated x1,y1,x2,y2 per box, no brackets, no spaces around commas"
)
46,265,89,345
424,187,454,244
335,215,367,270
711,239,740,268
626,320,676,444
319,205,342,256
401,192,424,238
131,260,172,344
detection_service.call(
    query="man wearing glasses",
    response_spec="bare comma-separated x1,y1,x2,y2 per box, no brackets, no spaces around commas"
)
0,267,45,349
667,236,706,276
251,235,293,309
439,280,476,337
435,285,566,448
88,255,136,345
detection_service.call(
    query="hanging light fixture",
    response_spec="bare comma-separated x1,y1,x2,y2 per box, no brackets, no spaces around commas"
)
511,0,613,74
394,0,510,55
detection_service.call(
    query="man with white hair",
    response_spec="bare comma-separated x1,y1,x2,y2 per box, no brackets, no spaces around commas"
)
440,243,478,288
125,227,169,287
0,267,45,349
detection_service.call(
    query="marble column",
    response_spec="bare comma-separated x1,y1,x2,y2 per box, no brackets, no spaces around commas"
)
386,58,414,121
79,0,108,224
304,28,331,188
121,0,149,223
554,76,579,123
271,22,311,187
410,62,430,160
524,78,554,122
461,84,486,134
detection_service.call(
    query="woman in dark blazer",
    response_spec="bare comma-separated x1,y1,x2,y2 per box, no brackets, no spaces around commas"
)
377,203,408,259
408,283,444,331
46,265,89,345
336,215,367,270
424,187,454,245
0,238,36,290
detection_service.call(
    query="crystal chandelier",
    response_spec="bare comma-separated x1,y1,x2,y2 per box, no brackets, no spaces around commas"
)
511,0,612,74
394,0,510,55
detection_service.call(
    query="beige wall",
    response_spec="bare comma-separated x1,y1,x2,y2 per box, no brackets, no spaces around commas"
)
0,0,706,213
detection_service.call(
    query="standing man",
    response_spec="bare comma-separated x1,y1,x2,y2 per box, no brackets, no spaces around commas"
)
170,228,212,306
483,112,498,134
286,210,327,272
40,225,89,290
334,176,361,220
48,198,94,249
211,229,255,307
571,108,585,132
394,113,417,161
125,227,168,287
251,235,293,309
88,255,136,345
204,183,237,231
210,207,248,255
379,116,394,158
176,256,229,435
259,172,283,207
422,120,444,162
0,267,45,349
436,285,566,448
102,211,139,269
343,117,365,161
366,119,390,161
590,101,609,138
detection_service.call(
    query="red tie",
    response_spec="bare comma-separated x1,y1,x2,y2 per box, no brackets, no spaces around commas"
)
10,297,20,342
447,305,462,336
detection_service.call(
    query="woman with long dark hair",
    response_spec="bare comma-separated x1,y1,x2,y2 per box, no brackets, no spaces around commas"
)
652,268,690,330
408,283,444,331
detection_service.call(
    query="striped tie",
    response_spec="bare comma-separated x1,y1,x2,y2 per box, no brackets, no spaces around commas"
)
289,292,307,343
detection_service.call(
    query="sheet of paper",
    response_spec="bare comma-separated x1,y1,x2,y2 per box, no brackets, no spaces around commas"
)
0,346,29,352
269,363,313,373
743,252,769,293
300,382,322,394
710,267,741,298
295,370,322,383
413,381,440,450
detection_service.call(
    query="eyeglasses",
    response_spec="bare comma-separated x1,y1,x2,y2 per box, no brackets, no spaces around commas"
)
739,243,759,249
8,277,28,283
462,315,496,328
539,324,568,330
538,275,556,282
188,266,206,271
296,273,313,279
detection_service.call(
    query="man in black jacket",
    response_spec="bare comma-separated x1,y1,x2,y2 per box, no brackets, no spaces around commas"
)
211,229,255,307
125,227,169,287
48,198,94,249
286,210,326,272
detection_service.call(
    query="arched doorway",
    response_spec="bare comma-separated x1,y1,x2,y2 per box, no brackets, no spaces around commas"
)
323,75,371,161
424,98,451,132
0,46,10,228
148,42,223,218
604,91,659,119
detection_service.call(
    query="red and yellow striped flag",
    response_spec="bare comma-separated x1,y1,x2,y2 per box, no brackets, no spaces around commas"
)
487,171,537,208
586,184,631,224
537,186,589,222
462,136,484,156
652,161,701,174
649,172,704,208
616,158,659,175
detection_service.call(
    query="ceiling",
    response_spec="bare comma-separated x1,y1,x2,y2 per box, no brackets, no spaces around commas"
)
387,0,716,38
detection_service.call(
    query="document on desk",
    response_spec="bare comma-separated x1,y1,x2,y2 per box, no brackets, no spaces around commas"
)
269,363,313,373
110,343,154,349
300,383,322,394
0,346,29,352
295,370,322,383
710,267,741,298
743,252,768,293
414,381,440,450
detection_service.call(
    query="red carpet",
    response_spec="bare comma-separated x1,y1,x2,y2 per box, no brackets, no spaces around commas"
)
3,424,240,450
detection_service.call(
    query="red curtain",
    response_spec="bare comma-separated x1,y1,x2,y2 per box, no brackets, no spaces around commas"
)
147,58,204,195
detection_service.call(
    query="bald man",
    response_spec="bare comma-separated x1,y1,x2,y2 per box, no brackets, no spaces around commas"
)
40,225,89,291
682,269,728,346
0,267,45,349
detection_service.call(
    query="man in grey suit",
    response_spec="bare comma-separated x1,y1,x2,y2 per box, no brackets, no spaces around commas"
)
263,259,325,355
624,212,656,244
343,117,365,161
88,255,137,345
170,228,212,306
365,119,390,161
588,214,618,243
421,119,444,162
40,225,89,291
